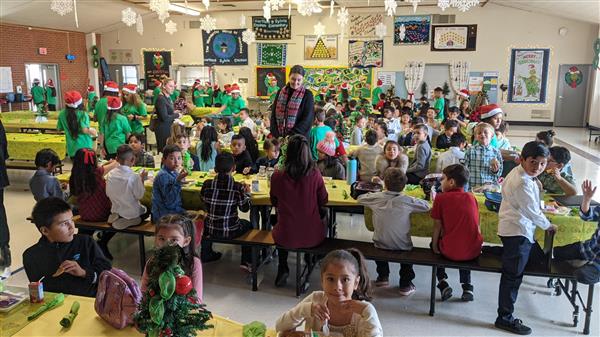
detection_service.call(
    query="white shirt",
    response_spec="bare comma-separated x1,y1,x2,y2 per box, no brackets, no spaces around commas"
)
436,146,465,173
498,165,551,242
241,118,257,137
106,165,147,219
386,118,401,141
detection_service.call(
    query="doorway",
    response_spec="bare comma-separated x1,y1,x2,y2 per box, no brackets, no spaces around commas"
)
554,64,592,127
25,63,61,109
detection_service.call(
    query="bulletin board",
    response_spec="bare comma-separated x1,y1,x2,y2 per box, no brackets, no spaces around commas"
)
468,71,499,104
256,66,286,98
302,67,373,98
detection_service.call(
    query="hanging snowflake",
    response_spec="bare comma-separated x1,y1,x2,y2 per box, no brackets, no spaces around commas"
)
263,2,272,21
158,10,170,23
239,14,247,28
202,0,210,10
313,21,326,38
136,14,144,35
454,0,480,12
375,22,387,39
150,0,170,22
384,0,397,17
337,7,348,40
200,14,217,33
242,28,256,44
437,0,451,11
121,8,137,27
165,20,177,35
50,0,73,16
269,0,286,11
408,0,422,13
298,0,321,16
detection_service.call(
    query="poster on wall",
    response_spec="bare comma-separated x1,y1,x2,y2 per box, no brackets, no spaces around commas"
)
257,43,287,66
256,67,286,98
142,50,172,90
304,67,373,99
348,40,383,68
377,71,396,86
252,16,291,40
468,71,499,104
508,48,550,103
349,14,385,37
393,15,431,45
202,29,248,66
108,49,133,64
304,35,338,60
431,25,477,51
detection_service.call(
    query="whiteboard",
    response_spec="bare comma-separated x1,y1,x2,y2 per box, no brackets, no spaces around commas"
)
0,67,13,93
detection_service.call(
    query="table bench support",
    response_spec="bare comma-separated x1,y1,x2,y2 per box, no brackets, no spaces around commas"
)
138,234,146,275
429,265,437,316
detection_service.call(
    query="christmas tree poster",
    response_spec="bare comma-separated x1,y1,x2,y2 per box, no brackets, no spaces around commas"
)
257,43,287,66
304,35,338,60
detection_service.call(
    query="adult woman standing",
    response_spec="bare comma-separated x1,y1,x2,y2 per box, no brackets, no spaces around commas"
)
270,65,315,140
122,84,148,135
154,77,181,153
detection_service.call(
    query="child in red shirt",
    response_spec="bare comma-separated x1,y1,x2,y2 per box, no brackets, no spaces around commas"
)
431,164,483,302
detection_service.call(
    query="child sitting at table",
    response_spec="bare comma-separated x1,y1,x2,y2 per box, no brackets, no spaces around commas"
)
436,133,466,173
23,197,112,297
231,134,254,175
239,126,260,163
217,118,234,147
350,130,382,182
536,129,556,147
444,106,467,129
239,108,257,138
351,115,366,145
141,214,203,301
537,146,576,196
255,138,280,170
465,123,503,190
106,145,150,229
495,121,512,150
373,140,408,185
316,132,345,180
175,133,200,172
151,144,188,223
425,107,440,130
196,125,221,172
200,153,253,270
357,168,430,294
276,249,383,336
406,124,432,185
431,164,482,302
128,133,155,168
435,119,459,150
29,148,67,202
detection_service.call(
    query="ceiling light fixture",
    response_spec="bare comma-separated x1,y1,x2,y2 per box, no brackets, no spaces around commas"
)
168,3,200,16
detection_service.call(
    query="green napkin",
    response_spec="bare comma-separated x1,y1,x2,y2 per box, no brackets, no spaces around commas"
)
242,321,267,337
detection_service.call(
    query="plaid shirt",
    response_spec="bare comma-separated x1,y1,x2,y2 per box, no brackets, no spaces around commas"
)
200,173,250,237
134,150,155,168
464,144,503,188
579,206,600,270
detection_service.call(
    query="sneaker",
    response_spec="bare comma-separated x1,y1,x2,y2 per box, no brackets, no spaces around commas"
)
399,282,416,296
201,251,222,263
374,276,389,287
461,283,474,302
494,317,532,335
239,263,253,273
437,280,453,301
107,213,119,224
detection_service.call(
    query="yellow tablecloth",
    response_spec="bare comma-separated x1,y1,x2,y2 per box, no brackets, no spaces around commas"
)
2,120,99,132
0,111,59,120
2,291,275,337
145,106,220,119
6,133,66,160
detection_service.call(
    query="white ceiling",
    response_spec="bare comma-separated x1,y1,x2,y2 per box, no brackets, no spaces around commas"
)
0,0,597,34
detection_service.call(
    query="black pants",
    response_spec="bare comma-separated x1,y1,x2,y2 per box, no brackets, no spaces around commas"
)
554,242,600,285
375,261,415,287
437,267,471,284
250,206,272,230
0,188,8,248
497,236,533,322
201,219,253,265
277,249,314,272
48,104,56,111
406,172,422,185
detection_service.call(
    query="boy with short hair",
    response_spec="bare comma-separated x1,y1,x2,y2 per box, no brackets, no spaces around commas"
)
406,124,432,185
465,123,503,189
23,197,112,297
431,164,482,302
358,168,430,294
435,119,459,150
239,108,257,138
537,146,576,196
351,115,366,145
436,133,466,173
151,144,188,222
350,130,382,182
255,138,280,169
200,153,253,270
175,133,200,172
106,145,150,229
495,141,556,335
433,87,445,121
29,148,67,201
231,134,253,174
128,133,155,168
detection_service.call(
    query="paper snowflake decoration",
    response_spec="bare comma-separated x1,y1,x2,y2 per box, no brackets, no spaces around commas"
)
121,8,137,27
375,22,387,39
314,21,326,38
437,0,451,11
50,0,73,16
239,14,247,28
165,20,177,35
149,0,170,22
263,2,272,21
408,0,422,13
329,0,334,17
384,0,397,17
242,28,256,44
298,0,321,16
454,0,480,12
200,14,217,33
158,10,170,23
269,0,286,11
136,14,144,35
337,7,348,26
202,0,210,9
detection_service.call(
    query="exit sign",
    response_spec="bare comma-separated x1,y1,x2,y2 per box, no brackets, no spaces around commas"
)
38,48,47,55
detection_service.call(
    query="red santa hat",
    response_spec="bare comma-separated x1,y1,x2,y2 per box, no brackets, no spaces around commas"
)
230,83,241,94
213,84,219,90
64,90,83,108
194,79,201,85
106,96,123,110
153,79,162,87
122,84,137,94
377,79,383,87
47,79,54,87
340,82,349,90
479,104,503,120
205,81,211,86
458,89,470,99
88,85,95,92
320,86,328,94
328,84,336,91
104,81,119,93
316,131,337,157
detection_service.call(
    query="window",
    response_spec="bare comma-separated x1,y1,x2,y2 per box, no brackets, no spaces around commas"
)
122,65,138,85
176,66,211,87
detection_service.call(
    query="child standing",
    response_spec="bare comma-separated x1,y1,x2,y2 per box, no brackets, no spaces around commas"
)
122,84,148,134
230,134,254,174
128,134,155,168
357,168,430,294
406,124,432,185
196,125,221,172
464,123,503,189
29,149,67,202
350,130,382,182
100,96,132,160
351,115,366,145
433,87,445,121
24,198,112,297
495,141,556,335
436,133,466,173
435,119,459,150
276,249,383,337
57,90,96,159
151,144,188,223
431,164,482,302
373,140,408,184
141,214,203,302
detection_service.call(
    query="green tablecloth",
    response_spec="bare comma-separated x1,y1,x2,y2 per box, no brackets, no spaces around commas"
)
7,133,66,160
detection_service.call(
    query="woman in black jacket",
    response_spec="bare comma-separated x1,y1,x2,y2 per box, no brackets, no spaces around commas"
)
0,119,10,271
154,78,181,153
270,65,315,140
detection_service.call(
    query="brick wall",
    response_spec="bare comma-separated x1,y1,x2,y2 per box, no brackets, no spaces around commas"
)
0,23,89,110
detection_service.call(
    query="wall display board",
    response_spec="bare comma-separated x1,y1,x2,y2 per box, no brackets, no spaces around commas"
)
202,29,248,66
108,49,134,64
142,50,172,90
256,67,286,98
348,40,384,68
252,16,292,40
393,15,431,45
431,25,477,51
349,14,385,37
508,48,550,103
468,71,499,104
303,67,373,99
304,35,338,60
257,43,287,66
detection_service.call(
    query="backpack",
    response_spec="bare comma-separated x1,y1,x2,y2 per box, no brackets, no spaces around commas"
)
350,181,383,200
95,268,142,329
484,191,502,212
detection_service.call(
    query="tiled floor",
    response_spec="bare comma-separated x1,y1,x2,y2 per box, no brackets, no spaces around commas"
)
3,126,599,336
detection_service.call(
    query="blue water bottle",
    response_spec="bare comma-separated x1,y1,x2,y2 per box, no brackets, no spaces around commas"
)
346,158,357,185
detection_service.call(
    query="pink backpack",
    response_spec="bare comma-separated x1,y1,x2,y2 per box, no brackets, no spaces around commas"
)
95,268,142,329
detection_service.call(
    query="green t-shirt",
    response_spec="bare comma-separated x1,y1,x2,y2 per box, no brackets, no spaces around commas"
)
170,89,180,103
122,102,148,134
94,97,108,134
31,85,45,104
372,87,383,106
309,125,339,161
193,89,205,107
45,87,57,105
268,85,280,104
87,92,97,112
220,95,233,115
102,113,132,155
434,97,445,120
152,87,161,105
226,97,246,125
360,87,371,100
205,88,213,106
56,109,94,158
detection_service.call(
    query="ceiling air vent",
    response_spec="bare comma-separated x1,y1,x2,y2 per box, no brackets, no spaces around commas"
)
432,14,456,24
189,21,201,29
